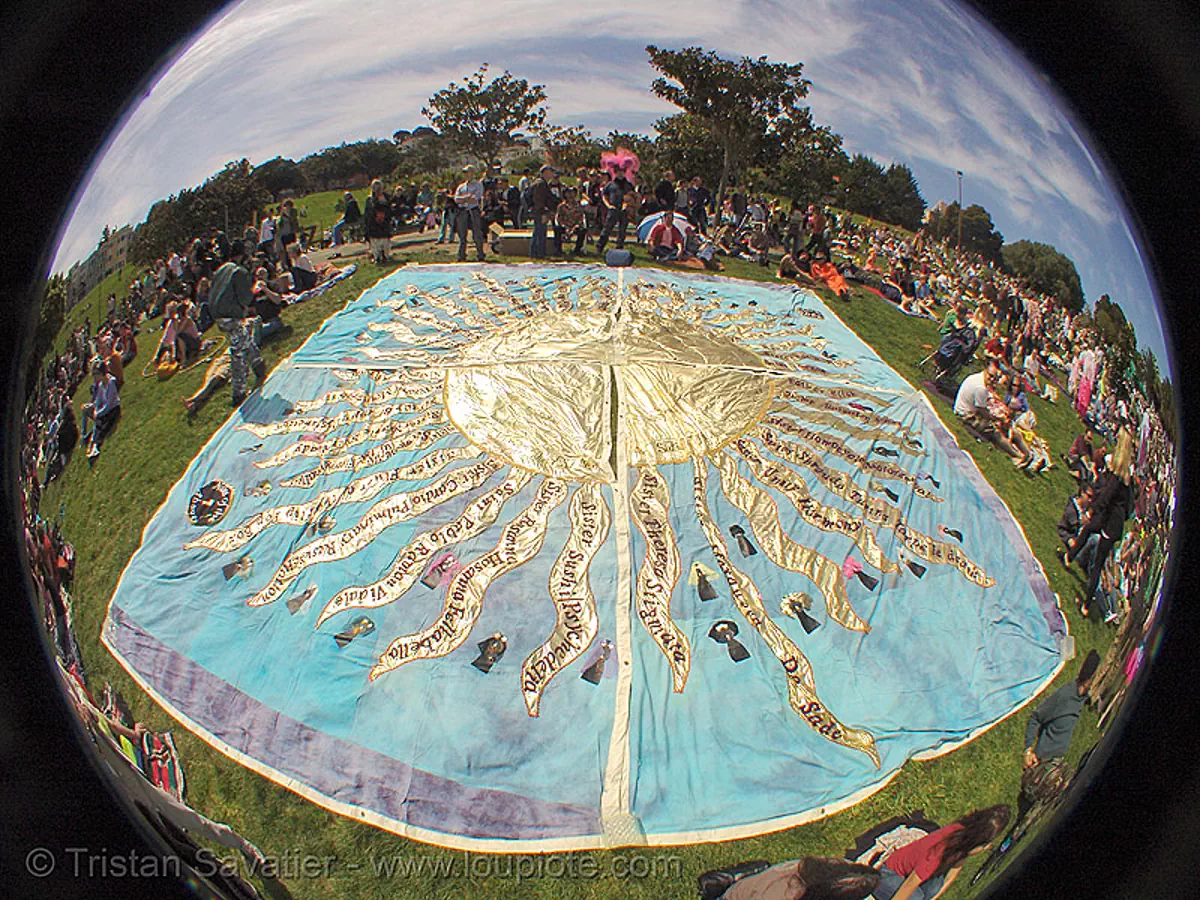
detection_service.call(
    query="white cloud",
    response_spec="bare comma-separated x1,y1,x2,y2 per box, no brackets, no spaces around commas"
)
46,0,1168,365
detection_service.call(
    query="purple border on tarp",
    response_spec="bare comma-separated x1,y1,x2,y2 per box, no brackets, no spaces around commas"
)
915,401,1066,636
106,605,601,840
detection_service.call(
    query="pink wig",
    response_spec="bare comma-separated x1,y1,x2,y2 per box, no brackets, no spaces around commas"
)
601,147,640,184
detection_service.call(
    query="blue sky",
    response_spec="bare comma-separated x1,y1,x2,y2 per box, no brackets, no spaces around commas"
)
50,0,1170,363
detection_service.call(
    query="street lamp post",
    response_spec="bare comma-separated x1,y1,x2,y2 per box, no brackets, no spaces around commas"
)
956,170,963,251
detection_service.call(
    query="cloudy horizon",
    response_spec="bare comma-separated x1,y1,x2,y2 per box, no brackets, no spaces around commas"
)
48,0,1170,363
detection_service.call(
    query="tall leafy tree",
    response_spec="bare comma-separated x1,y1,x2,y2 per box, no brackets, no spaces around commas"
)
839,154,887,220
1001,239,1085,313
776,125,848,205
926,202,1004,264
1092,294,1139,403
252,157,308,201
653,113,725,188
538,124,604,173
423,65,548,168
879,163,926,231
645,45,812,208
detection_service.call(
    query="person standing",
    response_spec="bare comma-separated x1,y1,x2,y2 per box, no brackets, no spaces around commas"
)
454,165,486,263
1064,456,1134,617
529,165,557,258
206,241,265,407
362,180,393,265
689,176,712,235
654,170,676,213
595,169,632,254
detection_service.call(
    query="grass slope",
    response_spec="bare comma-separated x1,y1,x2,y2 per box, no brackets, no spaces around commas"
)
39,239,1112,899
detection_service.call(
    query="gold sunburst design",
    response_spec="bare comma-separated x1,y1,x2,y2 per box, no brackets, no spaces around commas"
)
183,269,996,768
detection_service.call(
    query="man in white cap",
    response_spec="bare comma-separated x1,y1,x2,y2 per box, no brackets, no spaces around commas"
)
530,164,558,258
454,165,486,262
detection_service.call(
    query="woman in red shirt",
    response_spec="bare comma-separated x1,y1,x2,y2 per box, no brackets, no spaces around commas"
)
873,805,1009,899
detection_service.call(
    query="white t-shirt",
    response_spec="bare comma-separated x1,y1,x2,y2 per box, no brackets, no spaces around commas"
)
454,180,483,210
954,371,991,417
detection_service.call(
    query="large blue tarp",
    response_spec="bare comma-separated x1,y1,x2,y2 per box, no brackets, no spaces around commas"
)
104,263,1064,849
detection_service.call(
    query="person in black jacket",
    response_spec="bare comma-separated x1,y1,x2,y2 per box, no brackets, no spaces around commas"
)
362,179,393,264
1062,457,1134,617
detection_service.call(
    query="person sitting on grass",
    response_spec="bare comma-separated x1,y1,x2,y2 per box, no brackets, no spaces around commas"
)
646,209,689,261
183,352,231,415
80,359,120,460
953,360,1026,463
870,806,1011,900
555,187,588,256
252,267,287,344
721,856,881,900
287,241,320,292
98,336,125,390
1064,428,1104,485
777,250,817,284
179,302,203,359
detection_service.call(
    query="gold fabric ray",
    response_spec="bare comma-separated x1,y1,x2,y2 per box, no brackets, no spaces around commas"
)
780,390,911,433
240,458,504,607
316,470,535,625
772,402,919,453
754,429,991,585
764,414,940,500
630,467,690,692
521,483,612,716
692,458,880,766
369,477,569,680
253,409,448,471
716,449,873,633
187,458,502,556
278,425,459,489
756,426,905,527
785,376,893,407
289,378,439,416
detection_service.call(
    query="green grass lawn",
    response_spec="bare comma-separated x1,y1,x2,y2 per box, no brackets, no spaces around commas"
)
38,234,1115,899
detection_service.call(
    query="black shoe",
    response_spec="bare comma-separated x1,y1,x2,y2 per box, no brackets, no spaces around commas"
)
231,392,247,408
252,360,267,385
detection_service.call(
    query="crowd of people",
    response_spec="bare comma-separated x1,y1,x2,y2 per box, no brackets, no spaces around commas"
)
18,158,1179,899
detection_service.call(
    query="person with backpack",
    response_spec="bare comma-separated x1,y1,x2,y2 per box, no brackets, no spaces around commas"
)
207,240,265,407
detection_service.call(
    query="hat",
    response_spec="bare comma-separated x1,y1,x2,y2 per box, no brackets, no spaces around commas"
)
540,164,557,174
462,164,476,173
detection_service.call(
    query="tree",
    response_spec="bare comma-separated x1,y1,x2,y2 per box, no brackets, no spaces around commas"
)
538,124,603,173
25,274,67,402
423,65,548,168
653,113,725,188
776,125,849,205
926,202,1004,263
1092,294,1139,404
645,45,813,210
879,163,926,231
252,156,308,201
839,154,887,220
397,129,461,177
1001,239,1085,313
